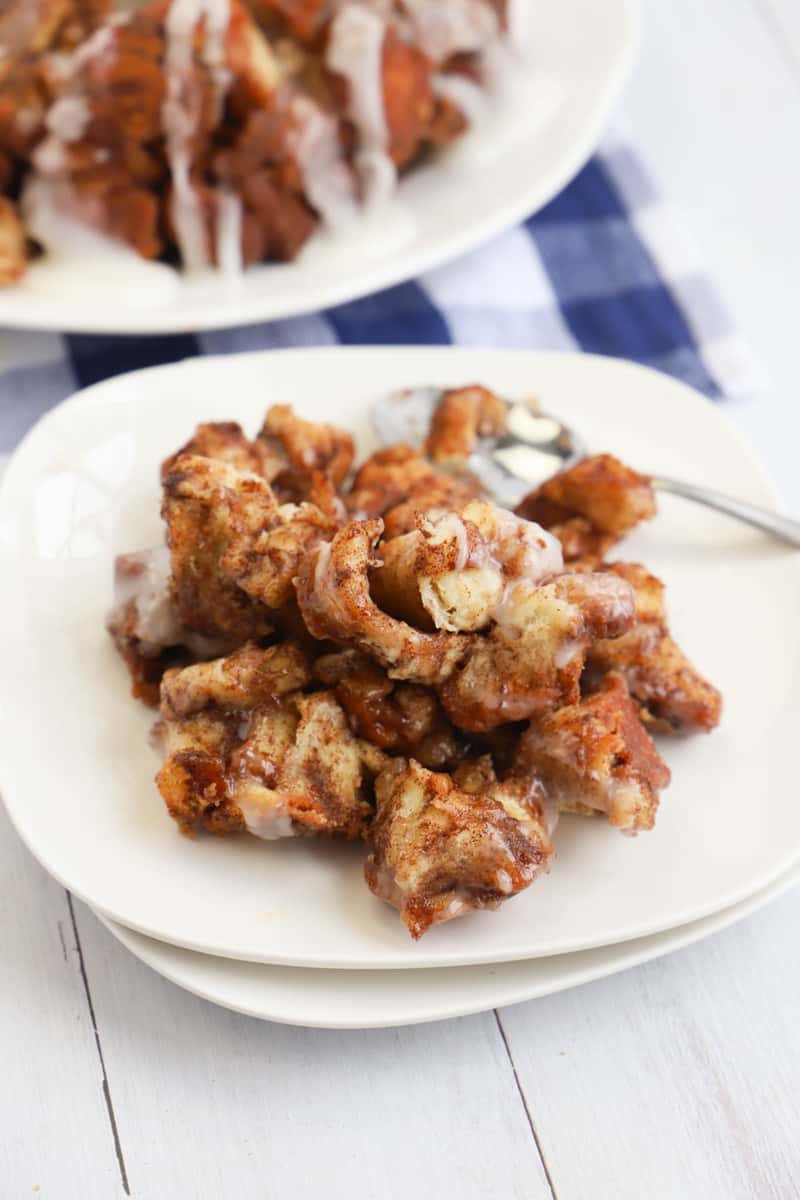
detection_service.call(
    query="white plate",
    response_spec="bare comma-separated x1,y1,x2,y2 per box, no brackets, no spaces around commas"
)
0,0,638,334
1,348,799,970
93,867,800,1028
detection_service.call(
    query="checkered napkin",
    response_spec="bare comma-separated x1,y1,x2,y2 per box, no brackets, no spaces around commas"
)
0,137,762,464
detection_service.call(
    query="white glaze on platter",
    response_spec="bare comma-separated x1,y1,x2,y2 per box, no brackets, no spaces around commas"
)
163,0,234,271
20,179,180,307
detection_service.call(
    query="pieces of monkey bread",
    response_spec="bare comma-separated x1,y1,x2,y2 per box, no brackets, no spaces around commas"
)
516,672,672,835
105,388,724,941
364,758,554,939
155,642,384,839
586,562,722,735
516,454,656,565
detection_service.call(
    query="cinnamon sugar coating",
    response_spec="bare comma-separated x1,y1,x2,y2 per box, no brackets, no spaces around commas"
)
516,454,656,565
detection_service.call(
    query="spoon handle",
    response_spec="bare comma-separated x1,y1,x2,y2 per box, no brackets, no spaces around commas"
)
652,476,800,547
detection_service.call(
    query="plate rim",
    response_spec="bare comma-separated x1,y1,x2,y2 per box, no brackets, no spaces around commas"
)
91,866,800,1029
2,345,799,970
0,0,641,334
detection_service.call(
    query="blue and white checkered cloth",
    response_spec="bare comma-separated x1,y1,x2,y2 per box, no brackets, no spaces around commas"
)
0,137,762,463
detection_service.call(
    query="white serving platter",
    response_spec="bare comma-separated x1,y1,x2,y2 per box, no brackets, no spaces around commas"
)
0,0,638,333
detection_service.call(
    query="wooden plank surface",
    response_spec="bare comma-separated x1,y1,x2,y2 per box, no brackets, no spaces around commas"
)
0,808,128,1198
499,891,800,1199
71,900,551,1200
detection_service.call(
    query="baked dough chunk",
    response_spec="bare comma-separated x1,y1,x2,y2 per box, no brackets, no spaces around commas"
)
325,2,493,172
257,403,355,500
371,500,563,633
160,641,311,718
296,517,471,685
163,406,354,509
161,421,276,481
345,444,479,531
364,758,553,939
424,385,507,464
440,570,636,731
162,454,280,640
162,453,336,637
516,455,656,564
230,690,383,839
0,1,110,283
313,649,463,770
156,707,244,835
587,562,722,734
245,0,331,45
107,546,238,704
0,0,110,60
156,660,382,839
226,497,338,609
0,197,27,284
250,0,509,62
517,673,671,835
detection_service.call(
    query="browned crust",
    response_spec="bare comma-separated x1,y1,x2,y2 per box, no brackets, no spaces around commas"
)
518,673,670,834
424,385,507,464
364,758,553,939
295,518,471,685
587,561,723,734
516,455,656,565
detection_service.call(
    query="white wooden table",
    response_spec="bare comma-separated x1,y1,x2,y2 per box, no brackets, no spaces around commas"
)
4,2,800,1196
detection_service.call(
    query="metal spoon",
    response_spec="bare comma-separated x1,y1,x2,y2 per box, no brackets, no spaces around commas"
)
373,389,800,548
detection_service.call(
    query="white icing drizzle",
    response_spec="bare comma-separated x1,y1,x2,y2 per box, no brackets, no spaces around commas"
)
401,0,498,62
32,139,67,175
111,547,184,649
44,51,75,85
162,0,234,272
234,780,296,840
215,189,243,276
419,503,565,632
325,4,397,208
554,638,581,670
289,97,359,230
199,0,234,117
432,72,487,126
330,0,395,22
494,868,513,895
34,17,130,171
46,95,91,143
354,148,397,210
579,572,637,628
70,18,127,75
326,6,387,147
429,512,471,571
482,506,564,585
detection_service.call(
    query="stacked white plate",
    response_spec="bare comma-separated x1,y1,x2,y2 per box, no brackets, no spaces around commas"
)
2,347,799,1027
